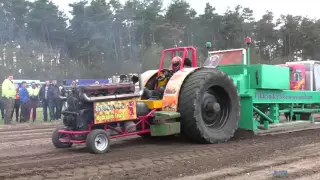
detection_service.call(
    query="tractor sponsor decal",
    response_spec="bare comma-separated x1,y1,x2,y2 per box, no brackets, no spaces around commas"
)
162,67,199,111
94,100,137,124
255,91,312,100
204,54,221,67
164,87,177,94
163,98,177,111
204,49,243,66
293,79,305,90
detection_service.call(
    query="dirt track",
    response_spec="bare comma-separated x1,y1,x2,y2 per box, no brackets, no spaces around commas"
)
1,122,320,180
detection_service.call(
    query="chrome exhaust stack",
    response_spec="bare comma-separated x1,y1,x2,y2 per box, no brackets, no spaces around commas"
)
81,93,140,102
138,74,144,96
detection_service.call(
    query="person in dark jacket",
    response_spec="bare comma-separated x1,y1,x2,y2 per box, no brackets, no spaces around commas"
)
48,80,61,121
19,81,29,122
11,83,20,122
39,81,50,122
28,82,40,122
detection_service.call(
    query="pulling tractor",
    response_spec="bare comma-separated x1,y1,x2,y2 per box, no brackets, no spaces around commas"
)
52,38,320,154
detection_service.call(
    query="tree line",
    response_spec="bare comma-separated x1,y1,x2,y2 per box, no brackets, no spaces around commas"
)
1,0,320,80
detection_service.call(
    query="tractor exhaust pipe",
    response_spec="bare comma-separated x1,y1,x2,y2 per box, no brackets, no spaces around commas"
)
81,93,140,102
138,74,144,95
80,73,143,102
131,73,143,94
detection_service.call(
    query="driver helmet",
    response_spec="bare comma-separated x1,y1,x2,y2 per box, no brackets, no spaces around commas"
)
171,56,182,72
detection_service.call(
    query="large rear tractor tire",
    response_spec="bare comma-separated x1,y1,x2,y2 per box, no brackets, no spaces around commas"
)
178,68,240,144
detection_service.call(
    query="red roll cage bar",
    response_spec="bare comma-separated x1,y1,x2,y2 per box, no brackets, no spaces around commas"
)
157,46,197,76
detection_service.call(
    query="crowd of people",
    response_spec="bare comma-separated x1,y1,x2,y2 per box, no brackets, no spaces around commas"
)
0,72,64,125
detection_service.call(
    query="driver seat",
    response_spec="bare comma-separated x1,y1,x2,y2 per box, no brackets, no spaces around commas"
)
142,69,171,100
142,86,165,100
142,58,192,100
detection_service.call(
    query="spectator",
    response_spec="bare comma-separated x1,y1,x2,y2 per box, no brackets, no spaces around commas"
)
1,72,16,124
71,80,77,88
11,83,20,122
0,89,4,120
58,85,64,119
28,82,39,122
39,81,50,122
19,81,29,122
48,80,60,120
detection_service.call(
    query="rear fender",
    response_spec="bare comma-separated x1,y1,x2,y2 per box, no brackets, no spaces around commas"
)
140,70,158,87
162,67,200,111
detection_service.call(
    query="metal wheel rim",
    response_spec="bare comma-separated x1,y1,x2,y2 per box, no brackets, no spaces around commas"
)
94,134,108,151
200,86,231,129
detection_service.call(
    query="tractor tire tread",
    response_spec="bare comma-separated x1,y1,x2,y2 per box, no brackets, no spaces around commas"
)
178,68,240,144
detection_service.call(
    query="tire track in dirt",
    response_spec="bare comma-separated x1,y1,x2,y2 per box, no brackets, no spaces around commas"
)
294,171,320,180
24,140,320,180
216,152,320,180
1,137,245,175
0,132,52,143
85,129,320,180
0,122,60,132
169,151,320,180
0,126,56,144
0,126,58,148
1,129,320,179
0,138,54,150
0,128,53,135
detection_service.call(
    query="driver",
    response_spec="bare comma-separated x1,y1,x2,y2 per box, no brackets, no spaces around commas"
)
171,56,182,72
153,56,189,97
172,56,192,72
142,56,191,99
156,56,183,88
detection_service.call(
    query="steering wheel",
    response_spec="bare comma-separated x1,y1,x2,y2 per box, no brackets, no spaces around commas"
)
156,69,173,81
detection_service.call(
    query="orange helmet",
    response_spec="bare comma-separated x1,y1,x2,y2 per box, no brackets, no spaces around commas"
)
171,56,182,72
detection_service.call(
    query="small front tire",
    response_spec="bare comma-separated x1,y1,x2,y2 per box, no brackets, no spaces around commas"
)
52,125,73,148
86,129,110,154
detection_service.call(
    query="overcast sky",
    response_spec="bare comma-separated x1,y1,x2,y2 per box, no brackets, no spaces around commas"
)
51,0,320,20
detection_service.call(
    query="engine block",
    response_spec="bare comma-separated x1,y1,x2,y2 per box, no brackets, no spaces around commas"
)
80,83,135,97
61,74,142,131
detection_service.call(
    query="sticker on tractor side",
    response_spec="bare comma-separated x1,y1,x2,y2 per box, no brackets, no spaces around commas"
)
255,91,312,100
162,68,198,111
293,79,305,90
204,54,221,67
205,49,244,66
162,96,177,111
94,100,137,124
